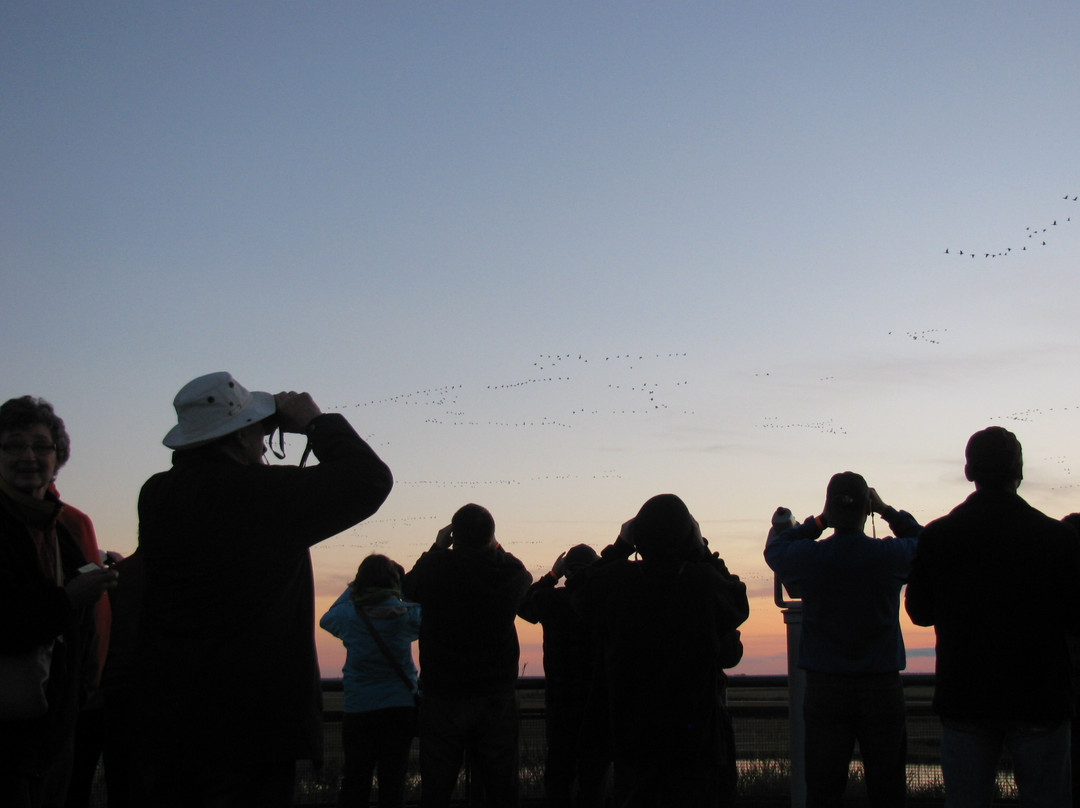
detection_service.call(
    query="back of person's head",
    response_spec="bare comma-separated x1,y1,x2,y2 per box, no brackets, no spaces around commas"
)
965,426,1023,488
451,503,496,550
825,471,870,529
1062,513,1080,535
632,493,700,561
351,553,404,594
563,544,599,579
0,395,71,468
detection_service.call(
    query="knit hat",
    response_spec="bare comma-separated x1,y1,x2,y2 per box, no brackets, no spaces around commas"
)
163,372,275,450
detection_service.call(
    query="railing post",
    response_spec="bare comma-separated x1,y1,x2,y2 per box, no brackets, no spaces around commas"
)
775,577,806,808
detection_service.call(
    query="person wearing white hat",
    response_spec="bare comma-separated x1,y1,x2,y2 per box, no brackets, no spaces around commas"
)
134,372,393,808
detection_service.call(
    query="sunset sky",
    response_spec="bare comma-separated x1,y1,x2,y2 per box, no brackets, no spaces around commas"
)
4,3,1079,677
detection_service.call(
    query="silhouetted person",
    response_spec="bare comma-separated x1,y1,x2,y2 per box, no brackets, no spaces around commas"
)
321,554,420,808
1061,512,1080,808
0,396,117,808
99,550,146,808
45,497,117,808
518,544,604,808
907,427,1080,807
402,504,532,808
136,372,393,808
766,473,921,808
569,494,749,807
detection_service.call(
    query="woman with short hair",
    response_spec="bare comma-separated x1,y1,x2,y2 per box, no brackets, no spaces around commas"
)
0,396,117,808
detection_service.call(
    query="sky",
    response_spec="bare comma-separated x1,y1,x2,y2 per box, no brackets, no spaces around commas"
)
4,2,1080,679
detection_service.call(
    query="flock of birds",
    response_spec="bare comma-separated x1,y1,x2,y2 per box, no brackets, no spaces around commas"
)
307,352,697,508
1046,455,1077,493
759,416,848,436
328,352,696,432
945,194,1078,259
309,346,1080,563
993,404,1080,424
393,470,624,489
316,325,1079,495
887,328,947,345
310,194,1080,563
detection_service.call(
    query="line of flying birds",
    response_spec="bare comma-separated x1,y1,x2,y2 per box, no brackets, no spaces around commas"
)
945,194,1078,259
326,352,696,429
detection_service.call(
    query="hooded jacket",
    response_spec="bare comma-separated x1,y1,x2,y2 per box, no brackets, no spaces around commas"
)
320,591,420,713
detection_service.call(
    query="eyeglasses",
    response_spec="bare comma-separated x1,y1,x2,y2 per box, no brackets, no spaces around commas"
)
0,442,57,457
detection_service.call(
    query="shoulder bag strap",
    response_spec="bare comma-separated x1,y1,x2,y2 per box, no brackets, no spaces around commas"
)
356,606,416,694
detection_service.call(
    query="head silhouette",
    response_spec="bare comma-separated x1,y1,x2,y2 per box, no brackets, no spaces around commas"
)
350,553,404,594
563,544,599,579
824,471,870,531
451,503,496,550
632,494,700,561
965,427,1023,489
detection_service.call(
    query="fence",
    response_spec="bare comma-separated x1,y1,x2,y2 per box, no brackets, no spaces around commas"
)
88,674,1021,806
299,674,955,805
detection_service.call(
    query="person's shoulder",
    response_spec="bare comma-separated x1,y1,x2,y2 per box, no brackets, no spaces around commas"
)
872,533,918,565
138,466,172,491
569,559,638,604
1026,505,1076,541
680,558,740,586
405,547,451,580
367,597,412,620
920,496,972,533
492,545,529,571
57,499,93,524
764,532,819,573
877,530,918,546
913,515,950,550
324,596,356,618
990,493,1067,535
570,557,633,586
595,557,642,582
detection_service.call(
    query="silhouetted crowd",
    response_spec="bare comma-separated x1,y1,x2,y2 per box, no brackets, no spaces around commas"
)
3,375,1080,808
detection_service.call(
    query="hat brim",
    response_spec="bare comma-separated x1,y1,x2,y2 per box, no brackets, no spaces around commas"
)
163,391,276,450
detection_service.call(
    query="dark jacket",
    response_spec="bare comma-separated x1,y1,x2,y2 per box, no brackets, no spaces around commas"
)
518,574,593,695
906,489,1080,721
569,538,749,767
135,413,392,763
403,543,532,699
0,484,92,775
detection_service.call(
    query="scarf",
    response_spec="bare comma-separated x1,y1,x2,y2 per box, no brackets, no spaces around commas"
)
0,475,63,580
350,587,402,610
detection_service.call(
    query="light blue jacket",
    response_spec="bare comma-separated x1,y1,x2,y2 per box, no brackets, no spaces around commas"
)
320,589,420,713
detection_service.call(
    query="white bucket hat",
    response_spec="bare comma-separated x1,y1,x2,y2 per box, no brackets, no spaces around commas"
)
163,371,276,450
